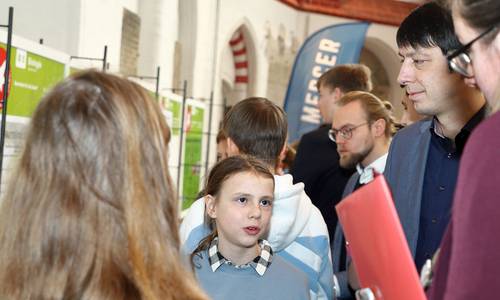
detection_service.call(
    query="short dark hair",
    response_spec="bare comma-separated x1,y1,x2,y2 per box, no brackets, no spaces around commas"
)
222,97,287,168
316,64,372,93
397,2,462,55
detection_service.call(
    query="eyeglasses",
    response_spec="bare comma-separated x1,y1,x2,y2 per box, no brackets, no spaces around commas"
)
447,25,498,77
328,123,368,142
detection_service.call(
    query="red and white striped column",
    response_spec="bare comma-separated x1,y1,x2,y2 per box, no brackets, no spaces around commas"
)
229,29,248,100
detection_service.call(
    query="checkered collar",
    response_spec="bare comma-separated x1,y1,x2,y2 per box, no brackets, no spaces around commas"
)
208,237,273,276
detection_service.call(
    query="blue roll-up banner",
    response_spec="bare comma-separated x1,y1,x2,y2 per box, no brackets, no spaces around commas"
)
284,22,370,142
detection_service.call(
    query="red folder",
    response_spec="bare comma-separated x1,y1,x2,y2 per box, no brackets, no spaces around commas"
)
335,175,426,300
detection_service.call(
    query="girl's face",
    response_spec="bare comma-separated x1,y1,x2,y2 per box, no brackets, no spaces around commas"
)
206,171,274,263
452,11,500,104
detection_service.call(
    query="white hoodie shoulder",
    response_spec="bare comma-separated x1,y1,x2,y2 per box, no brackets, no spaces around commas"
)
268,174,314,251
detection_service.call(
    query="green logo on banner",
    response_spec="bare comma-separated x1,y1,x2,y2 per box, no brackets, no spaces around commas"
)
1,44,66,117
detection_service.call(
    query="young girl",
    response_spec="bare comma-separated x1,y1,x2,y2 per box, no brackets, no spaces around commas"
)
191,155,310,300
0,71,207,300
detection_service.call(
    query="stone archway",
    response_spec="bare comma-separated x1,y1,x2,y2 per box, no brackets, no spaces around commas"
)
361,37,404,117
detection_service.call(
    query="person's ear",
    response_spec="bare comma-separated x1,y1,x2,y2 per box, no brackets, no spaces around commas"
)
463,76,477,89
279,142,287,161
371,118,387,137
333,87,343,101
205,195,217,219
226,137,240,156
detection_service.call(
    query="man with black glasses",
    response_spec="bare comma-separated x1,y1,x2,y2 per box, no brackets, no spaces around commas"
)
330,91,395,299
384,0,486,283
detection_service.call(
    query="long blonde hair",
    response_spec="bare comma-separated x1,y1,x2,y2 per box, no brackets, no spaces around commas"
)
0,70,207,300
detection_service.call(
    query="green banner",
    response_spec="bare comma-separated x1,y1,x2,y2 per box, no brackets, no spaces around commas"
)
1,44,66,117
182,104,204,209
165,97,182,136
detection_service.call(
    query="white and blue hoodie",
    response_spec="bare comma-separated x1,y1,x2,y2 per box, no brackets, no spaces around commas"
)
180,174,334,300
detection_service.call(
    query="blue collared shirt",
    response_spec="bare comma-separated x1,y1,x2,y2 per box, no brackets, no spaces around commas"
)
415,106,486,271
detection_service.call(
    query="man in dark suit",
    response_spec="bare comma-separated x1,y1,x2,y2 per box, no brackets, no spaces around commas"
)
385,1,486,276
291,64,372,243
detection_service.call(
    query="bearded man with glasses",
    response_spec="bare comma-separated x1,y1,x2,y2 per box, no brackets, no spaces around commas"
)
330,91,396,299
291,64,373,249
383,1,486,290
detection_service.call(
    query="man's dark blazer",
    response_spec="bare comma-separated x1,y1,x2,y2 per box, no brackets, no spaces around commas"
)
384,119,433,256
333,119,432,299
291,124,353,243
332,172,360,300
386,108,484,257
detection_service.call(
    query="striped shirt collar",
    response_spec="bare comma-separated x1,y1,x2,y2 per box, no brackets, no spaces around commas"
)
208,237,273,276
